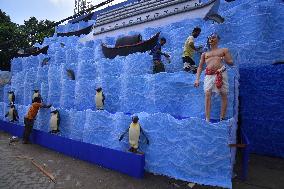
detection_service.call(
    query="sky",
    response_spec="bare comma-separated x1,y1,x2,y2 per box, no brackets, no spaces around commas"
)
0,0,126,25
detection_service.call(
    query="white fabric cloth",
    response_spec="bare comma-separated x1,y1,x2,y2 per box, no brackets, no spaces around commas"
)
204,70,229,93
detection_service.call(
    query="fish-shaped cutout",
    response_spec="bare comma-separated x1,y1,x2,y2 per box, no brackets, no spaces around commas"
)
66,69,75,80
42,57,51,67
205,14,225,24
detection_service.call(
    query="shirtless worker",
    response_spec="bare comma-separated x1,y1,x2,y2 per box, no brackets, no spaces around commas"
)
194,33,233,122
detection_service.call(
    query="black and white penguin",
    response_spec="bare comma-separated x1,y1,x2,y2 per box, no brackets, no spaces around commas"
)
49,108,60,134
32,89,42,103
8,91,15,104
95,87,105,110
119,116,149,153
5,104,19,122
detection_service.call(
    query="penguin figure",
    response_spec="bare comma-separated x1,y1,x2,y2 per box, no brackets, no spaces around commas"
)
32,90,42,103
8,91,15,105
95,87,105,110
49,108,60,134
5,104,19,122
119,116,149,153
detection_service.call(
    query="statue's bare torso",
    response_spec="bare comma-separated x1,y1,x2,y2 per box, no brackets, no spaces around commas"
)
204,48,227,71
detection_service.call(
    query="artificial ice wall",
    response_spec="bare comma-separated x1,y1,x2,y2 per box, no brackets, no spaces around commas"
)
10,0,284,188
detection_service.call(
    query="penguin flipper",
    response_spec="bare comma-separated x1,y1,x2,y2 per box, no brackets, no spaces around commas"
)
14,110,19,120
57,111,60,129
119,128,129,141
5,112,8,117
102,93,105,105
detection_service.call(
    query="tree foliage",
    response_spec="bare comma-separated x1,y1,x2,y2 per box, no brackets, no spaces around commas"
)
0,9,55,70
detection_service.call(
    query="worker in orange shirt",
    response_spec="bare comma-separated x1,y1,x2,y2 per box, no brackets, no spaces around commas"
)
22,97,52,144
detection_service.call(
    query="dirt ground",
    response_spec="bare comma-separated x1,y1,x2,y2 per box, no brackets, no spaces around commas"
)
1,131,283,189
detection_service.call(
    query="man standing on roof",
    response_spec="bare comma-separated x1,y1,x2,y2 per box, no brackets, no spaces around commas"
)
194,33,233,122
182,27,202,73
22,97,52,144
150,37,170,74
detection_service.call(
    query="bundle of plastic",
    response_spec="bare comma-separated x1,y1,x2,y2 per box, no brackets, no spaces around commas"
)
100,57,122,77
42,37,51,46
238,41,284,64
63,23,71,33
10,71,25,104
26,56,39,70
58,108,72,138
0,88,3,102
54,48,66,66
112,71,236,118
82,110,113,147
78,47,94,62
93,61,104,81
66,47,78,66
109,112,132,151
34,106,51,131
23,83,34,105
3,85,12,104
84,40,94,48
93,44,104,61
60,79,75,109
66,36,79,47
165,49,183,73
10,58,23,74
142,74,156,113
141,27,161,39
36,67,49,84
24,67,37,83
122,53,152,76
46,47,56,61
56,25,65,33
101,75,120,112
78,21,88,30
77,60,96,80
69,109,86,141
40,82,49,103
16,104,29,125
151,73,183,116
133,112,235,189
74,79,96,110
118,75,148,113
2,102,9,121
0,71,12,87
0,102,5,119
68,23,79,32
48,66,62,107
103,37,115,46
